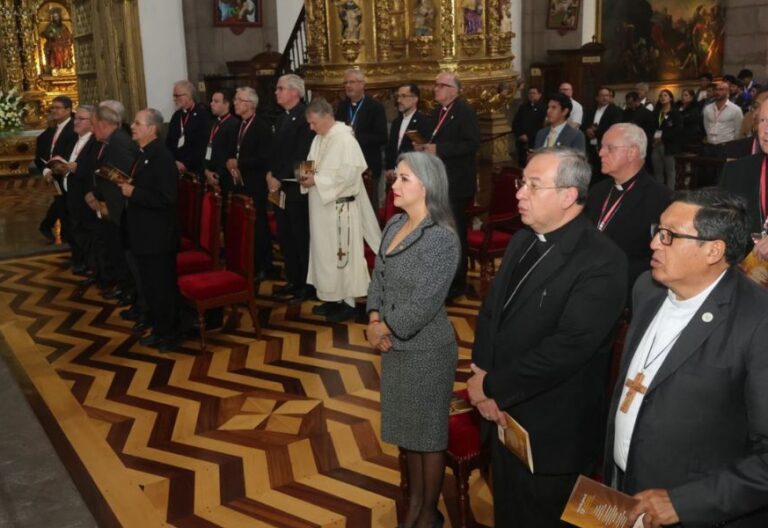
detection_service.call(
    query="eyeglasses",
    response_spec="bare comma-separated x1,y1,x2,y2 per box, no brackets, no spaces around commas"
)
514,178,570,192
434,82,457,89
172,93,188,99
650,224,717,246
396,93,416,99
50,105,66,111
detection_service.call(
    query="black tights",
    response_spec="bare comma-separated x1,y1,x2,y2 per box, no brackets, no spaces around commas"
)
403,449,445,528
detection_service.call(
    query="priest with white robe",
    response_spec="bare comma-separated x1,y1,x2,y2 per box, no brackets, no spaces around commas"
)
301,97,381,322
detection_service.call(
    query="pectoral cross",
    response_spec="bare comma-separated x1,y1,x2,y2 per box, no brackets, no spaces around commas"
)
337,248,347,262
619,372,647,413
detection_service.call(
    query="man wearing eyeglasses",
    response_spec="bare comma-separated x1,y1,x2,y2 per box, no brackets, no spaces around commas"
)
384,83,430,183
468,147,627,525
415,71,480,299
604,188,768,528
166,80,212,176
586,123,671,297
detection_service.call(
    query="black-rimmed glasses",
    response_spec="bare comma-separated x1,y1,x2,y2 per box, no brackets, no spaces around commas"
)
514,178,570,192
650,223,717,246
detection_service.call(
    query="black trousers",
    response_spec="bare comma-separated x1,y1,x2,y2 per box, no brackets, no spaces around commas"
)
450,196,471,291
491,438,577,527
249,190,274,275
93,220,130,287
40,195,68,239
135,251,179,338
274,198,310,286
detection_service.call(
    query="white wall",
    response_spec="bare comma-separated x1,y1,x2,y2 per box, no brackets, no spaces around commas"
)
137,0,188,121
276,0,304,53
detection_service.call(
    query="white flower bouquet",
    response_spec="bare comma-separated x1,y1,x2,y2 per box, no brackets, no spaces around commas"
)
0,88,24,132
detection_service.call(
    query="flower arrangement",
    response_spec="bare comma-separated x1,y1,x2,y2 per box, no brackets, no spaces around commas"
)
0,88,24,132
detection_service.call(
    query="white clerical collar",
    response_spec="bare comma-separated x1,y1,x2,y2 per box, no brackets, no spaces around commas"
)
667,269,728,308
535,233,546,242
56,117,71,131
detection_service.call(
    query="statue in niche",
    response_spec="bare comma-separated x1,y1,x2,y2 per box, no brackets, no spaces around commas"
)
412,0,435,36
500,0,512,33
40,6,74,74
462,0,483,34
337,0,362,40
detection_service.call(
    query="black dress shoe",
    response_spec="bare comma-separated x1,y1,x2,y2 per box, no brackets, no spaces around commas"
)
71,264,89,276
102,288,124,300
132,320,152,334
326,303,357,323
155,336,182,352
117,291,136,306
78,276,97,287
39,227,55,243
255,268,281,282
120,307,141,321
140,333,163,347
312,301,340,316
273,283,295,297
288,285,313,303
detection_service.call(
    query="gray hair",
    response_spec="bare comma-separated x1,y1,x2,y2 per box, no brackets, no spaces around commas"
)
280,73,306,100
174,80,197,101
396,151,456,232
344,68,365,82
672,188,751,265
608,122,647,159
76,105,96,116
95,104,121,125
142,108,164,129
99,100,124,122
635,82,649,92
306,97,334,117
236,86,259,107
439,71,461,91
533,147,591,205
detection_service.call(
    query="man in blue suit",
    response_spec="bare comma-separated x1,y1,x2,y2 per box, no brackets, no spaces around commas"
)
534,93,586,153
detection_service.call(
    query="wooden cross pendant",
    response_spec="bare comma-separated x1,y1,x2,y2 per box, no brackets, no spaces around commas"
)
337,248,347,262
619,371,647,413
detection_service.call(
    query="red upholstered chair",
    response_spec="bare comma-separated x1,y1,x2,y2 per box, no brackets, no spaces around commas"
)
178,194,261,350
178,171,202,251
176,186,222,276
467,167,523,289
399,388,489,528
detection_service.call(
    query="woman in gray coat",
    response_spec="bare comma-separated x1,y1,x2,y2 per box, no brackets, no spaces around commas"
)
367,151,459,528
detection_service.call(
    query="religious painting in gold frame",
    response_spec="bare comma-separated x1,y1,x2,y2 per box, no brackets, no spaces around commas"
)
546,0,580,30
35,1,76,78
598,0,725,83
213,0,263,27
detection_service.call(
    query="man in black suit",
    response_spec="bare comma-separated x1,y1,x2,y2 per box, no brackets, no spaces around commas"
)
36,95,78,243
582,86,623,182
166,80,212,176
226,86,275,280
384,82,431,182
468,147,627,526
415,71,480,298
586,123,672,295
605,188,768,527
512,85,546,167
720,98,768,264
335,68,387,209
533,93,586,152
203,88,240,209
265,74,315,301
623,91,656,165
119,108,181,351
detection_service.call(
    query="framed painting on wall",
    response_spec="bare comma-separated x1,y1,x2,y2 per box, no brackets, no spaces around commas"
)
547,0,581,31
599,0,725,84
213,0,262,27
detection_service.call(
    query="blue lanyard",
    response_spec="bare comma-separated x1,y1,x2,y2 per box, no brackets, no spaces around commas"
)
348,98,365,127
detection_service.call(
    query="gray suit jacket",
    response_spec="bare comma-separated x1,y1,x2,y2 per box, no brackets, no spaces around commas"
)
534,124,586,152
604,269,768,527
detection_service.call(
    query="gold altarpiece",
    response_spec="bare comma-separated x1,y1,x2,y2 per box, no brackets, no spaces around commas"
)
303,0,517,163
0,0,145,176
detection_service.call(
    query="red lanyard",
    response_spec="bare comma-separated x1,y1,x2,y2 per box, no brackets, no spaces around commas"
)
50,122,66,155
238,116,254,146
208,113,231,144
179,108,193,135
597,179,637,231
429,103,454,141
761,156,767,228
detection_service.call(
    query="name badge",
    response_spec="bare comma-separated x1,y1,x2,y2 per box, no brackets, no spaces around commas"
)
177,135,185,148
654,130,662,139
205,144,212,161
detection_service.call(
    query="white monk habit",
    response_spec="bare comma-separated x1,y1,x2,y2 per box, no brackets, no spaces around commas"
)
303,122,382,302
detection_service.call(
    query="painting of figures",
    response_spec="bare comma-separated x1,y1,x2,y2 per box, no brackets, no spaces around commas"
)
601,0,725,83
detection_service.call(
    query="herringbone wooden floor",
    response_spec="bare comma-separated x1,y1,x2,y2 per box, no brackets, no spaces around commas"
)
0,247,494,527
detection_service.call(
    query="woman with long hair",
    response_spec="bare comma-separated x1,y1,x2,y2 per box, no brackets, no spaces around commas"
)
651,89,683,188
367,151,459,528
677,88,705,148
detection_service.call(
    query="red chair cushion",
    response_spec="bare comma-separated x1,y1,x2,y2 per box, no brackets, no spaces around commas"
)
364,244,376,271
447,389,483,459
178,270,248,301
466,228,514,251
198,192,218,252
180,236,194,251
177,250,214,276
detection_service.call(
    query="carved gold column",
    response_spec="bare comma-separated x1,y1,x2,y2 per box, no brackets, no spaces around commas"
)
18,3,39,91
0,1,24,93
439,0,455,59
306,0,328,64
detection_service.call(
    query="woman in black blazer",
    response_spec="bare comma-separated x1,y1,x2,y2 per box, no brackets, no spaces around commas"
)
651,89,683,188
677,88,705,149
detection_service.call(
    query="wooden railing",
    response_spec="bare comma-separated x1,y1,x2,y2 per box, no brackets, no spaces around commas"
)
277,7,307,76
